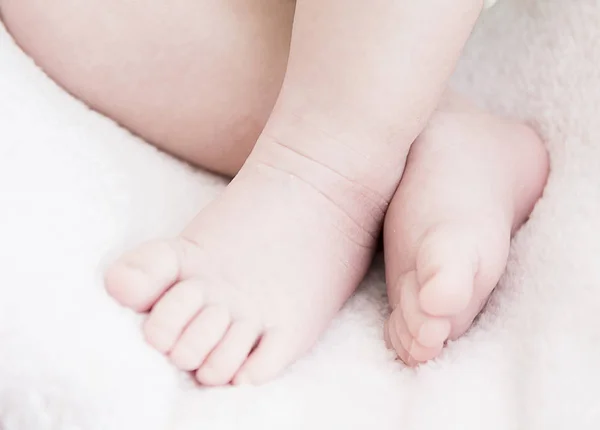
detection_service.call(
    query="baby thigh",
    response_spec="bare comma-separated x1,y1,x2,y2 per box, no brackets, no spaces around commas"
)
1,0,294,175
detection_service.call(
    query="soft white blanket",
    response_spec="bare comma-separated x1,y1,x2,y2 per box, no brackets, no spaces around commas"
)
1,0,599,428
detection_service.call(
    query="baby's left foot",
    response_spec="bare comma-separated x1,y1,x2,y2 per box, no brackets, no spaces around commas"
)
384,95,549,365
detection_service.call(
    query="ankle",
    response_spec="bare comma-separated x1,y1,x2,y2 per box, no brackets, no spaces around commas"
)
253,112,408,199
244,125,397,239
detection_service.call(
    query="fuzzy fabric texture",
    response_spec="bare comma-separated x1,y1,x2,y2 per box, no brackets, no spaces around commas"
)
1,0,599,428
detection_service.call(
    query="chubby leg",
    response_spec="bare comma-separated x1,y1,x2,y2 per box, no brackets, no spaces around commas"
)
1,0,293,176
383,91,549,365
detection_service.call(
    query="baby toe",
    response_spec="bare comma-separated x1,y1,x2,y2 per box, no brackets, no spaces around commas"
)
386,308,417,365
447,291,490,340
104,239,183,311
143,279,205,353
169,305,231,372
196,320,261,386
397,271,450,348
233,330,301,386
416,226,479,317
384,317,412,365
407,341,443,364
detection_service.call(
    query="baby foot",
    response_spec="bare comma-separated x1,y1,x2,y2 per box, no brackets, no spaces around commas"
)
105,121,401,385
383,96,549,365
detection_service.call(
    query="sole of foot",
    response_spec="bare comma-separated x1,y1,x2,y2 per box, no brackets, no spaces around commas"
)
383,100,549,366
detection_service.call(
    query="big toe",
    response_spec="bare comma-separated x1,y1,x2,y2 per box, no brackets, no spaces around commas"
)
415,225,481,318
415,224,509,343
104,239,183,311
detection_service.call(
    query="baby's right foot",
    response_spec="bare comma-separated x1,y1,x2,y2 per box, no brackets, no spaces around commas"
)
384,95,549,365
105,117,406,386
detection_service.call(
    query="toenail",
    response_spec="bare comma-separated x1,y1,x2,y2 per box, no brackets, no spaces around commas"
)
417,319,451,348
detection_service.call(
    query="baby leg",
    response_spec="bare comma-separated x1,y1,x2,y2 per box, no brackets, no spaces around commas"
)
1,0,293,176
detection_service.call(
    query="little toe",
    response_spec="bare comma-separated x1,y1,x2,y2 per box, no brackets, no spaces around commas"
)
233,330,300,386
104,239,183,311
169,305,231,371
143,279,205,353
416,226,479,317
196,321,261,386
397,271,451,348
